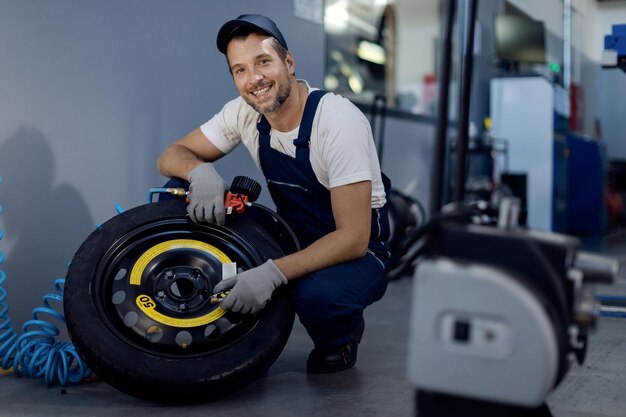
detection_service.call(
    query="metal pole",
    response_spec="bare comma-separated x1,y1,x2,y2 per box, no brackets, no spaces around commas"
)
430,0,457,214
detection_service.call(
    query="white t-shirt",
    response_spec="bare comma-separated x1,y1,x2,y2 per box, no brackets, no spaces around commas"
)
200,81,387,208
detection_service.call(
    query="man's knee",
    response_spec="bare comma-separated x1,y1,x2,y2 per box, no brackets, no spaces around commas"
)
292,276,346,325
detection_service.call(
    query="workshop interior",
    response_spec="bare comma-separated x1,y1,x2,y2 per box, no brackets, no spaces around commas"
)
1,0,626,416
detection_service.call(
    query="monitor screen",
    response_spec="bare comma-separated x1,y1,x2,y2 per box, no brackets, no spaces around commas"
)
494,14,546,64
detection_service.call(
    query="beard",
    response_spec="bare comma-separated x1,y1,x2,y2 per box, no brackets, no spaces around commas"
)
244,69,292,115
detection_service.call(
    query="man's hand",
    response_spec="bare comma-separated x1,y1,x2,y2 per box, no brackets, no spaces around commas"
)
212,260,287,314
187,163,226,225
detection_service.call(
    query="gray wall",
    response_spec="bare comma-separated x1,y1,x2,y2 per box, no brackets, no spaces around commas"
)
377,117,436,213
0,0,323,326
596,67,626,159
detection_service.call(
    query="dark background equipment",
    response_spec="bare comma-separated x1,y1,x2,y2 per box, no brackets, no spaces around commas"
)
407,1,619,416
494,14,547,69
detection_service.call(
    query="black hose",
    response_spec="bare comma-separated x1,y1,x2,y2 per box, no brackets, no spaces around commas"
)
386,200,497,278
452,0,478,203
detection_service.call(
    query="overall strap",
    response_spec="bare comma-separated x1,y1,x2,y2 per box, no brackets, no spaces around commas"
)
257,115,272,148
293,89,328,160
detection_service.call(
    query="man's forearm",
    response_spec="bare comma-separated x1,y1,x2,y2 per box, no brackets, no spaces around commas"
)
274,227,370,280
157,144,204,180
273,180,373,280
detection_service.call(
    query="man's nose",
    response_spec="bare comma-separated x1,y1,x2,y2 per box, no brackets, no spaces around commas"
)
249,72,263,84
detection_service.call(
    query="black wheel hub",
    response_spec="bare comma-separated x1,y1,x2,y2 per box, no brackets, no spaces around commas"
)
154,266,210,312
100,220,263,356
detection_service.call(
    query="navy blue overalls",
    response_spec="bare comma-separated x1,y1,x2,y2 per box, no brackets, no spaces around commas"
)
257,89,391,351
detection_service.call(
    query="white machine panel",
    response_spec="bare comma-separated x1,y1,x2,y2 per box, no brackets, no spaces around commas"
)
490,76,554,231
407,258,558,407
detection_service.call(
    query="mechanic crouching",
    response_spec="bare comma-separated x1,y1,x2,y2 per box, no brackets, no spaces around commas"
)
157,14,391,374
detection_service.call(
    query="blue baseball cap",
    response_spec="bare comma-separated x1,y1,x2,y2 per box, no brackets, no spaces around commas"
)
216,14,288,54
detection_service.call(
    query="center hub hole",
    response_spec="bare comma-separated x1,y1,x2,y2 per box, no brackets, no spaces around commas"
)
170,277,196,300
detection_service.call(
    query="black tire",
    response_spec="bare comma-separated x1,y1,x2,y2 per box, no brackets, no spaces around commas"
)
64,200,297,404
386,189,425,280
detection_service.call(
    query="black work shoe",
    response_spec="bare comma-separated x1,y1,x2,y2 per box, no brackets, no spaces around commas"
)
306,319,365,374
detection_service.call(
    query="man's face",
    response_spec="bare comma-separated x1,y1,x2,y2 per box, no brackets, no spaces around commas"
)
227,33,294,114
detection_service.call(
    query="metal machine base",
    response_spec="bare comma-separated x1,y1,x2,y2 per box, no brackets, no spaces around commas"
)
416,391,553,417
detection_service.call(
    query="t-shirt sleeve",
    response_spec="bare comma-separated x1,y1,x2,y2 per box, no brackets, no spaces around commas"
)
199,98,244,154
319,100,374,188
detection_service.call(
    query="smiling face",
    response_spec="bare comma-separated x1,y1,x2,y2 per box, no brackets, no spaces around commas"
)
226,33,295,115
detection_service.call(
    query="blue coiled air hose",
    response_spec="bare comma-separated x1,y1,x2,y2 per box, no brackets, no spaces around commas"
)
0,175,91,385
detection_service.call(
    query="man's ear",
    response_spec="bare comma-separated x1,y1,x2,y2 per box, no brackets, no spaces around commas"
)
286,52,295,76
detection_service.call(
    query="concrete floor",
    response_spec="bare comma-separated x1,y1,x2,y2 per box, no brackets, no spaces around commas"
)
1,239,625,417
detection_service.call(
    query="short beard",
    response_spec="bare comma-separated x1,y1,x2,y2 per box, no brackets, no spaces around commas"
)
245,69,292,115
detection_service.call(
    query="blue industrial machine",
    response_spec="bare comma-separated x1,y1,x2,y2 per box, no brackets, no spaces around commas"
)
566,134,606,236
603,24,626,73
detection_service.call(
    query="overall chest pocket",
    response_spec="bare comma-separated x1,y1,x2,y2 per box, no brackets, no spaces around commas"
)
267,179,311,194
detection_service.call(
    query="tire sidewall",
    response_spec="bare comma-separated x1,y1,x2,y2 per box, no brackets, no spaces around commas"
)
64,201,295,403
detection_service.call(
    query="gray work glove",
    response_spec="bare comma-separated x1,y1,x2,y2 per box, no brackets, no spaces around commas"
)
187,162,226,225
213,260,287,314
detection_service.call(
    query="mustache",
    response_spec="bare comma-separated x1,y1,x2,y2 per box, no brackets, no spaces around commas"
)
248,82,272,93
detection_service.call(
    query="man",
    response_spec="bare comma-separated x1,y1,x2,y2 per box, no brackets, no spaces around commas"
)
157,14,390,373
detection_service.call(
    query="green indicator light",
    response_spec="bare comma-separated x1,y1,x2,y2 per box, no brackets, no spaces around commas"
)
549,62,561,73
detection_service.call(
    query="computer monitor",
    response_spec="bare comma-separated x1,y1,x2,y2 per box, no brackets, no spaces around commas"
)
494,14,546,65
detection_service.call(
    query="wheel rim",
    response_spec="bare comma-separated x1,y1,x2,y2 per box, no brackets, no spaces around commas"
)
93,217,264,357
